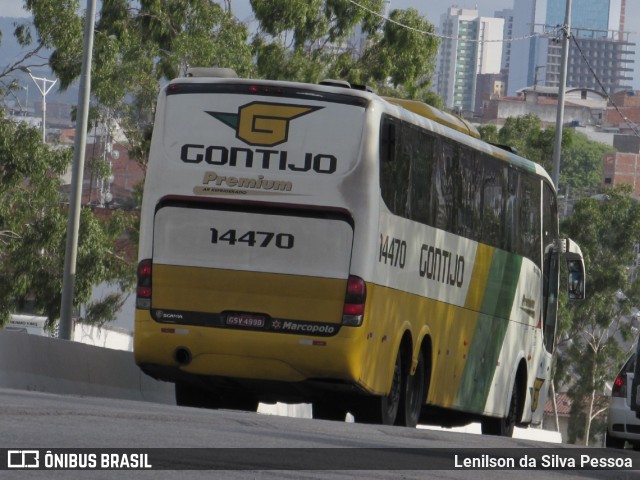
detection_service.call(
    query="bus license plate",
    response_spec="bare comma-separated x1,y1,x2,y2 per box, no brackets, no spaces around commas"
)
225,313,266,328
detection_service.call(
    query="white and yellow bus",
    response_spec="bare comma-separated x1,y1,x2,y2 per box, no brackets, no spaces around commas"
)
134,68,585,435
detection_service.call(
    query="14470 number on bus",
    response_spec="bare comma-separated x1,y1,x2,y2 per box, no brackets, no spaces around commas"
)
379,234,407,269
210,228,294,249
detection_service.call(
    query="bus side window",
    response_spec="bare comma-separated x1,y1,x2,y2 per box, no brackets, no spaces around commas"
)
520,175,541,266
458,147,481,240
480,160,505,247
409,126,435,226
381,120,397,164
379,116,409,217
435,140,462,233
504,168,519,252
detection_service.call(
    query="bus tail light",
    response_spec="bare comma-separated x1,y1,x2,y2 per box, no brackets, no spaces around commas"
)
136,259,152,310
342,275,366,326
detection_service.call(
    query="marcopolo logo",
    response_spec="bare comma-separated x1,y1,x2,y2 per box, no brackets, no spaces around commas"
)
206,102,323,147
271,319,338,336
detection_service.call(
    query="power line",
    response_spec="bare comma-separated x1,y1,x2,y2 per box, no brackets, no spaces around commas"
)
346,0,541,43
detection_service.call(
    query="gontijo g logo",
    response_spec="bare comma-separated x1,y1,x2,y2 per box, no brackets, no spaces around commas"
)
206,102,323,147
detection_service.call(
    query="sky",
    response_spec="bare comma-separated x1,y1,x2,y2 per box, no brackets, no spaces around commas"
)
227,0,522,28
0,0,625,28
1,0,638,89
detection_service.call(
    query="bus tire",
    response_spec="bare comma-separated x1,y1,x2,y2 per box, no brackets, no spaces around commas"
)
481,380,518,437
354,351,402,425
396,349,427,428
312,401,348,421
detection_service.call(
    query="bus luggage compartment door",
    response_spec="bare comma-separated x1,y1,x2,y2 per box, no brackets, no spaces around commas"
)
150,204,354,327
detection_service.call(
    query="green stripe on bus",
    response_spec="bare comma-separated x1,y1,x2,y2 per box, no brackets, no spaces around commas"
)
456,250,523,412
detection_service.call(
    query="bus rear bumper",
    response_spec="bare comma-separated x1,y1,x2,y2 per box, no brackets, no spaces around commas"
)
133,309,369,399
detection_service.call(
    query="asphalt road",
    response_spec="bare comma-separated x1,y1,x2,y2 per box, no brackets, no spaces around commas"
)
1,388,638,480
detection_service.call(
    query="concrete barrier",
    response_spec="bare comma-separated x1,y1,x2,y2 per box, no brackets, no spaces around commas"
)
0,330,174,404
0,331,562,442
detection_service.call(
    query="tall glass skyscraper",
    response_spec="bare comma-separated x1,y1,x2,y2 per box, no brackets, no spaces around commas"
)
546,0,614,32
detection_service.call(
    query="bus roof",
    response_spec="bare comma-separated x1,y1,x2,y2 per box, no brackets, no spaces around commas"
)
171,70,554,188
382,97,481,139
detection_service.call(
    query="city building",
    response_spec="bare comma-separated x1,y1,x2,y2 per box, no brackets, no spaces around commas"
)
606,89,640,131
543,27,635,96
474,72,507,116
603,132,640,196
507,0,634,97
598,91,640,199
435,8,504,112
471,8,514,116
482,85,608,127
495,8,514,76
82,122,145,209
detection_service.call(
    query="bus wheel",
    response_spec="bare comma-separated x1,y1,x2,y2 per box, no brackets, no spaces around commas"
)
354,351,402,425
312,401,348,421
396,349,427,428
481,380,518,437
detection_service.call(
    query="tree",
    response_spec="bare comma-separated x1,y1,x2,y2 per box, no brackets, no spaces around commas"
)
560,131,614,195
0,110,135,328
479,114,611,194
358,8,439,99
476,124,499,144
0,0,443,331
492,114,562,172
250,1,440,101
35,0,253,164
250,0,385,81
5,1,441,167
558,185,640,445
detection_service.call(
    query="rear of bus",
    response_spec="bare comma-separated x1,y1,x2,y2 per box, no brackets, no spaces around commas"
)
134,71,377,406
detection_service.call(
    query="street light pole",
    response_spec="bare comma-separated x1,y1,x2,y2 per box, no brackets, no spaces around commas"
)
59,0,97,340
21,68,57,143
551,0,572,189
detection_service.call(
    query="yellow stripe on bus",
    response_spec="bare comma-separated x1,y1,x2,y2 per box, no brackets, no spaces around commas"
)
426,244,495,408
152,264,346,323
464,244,495,312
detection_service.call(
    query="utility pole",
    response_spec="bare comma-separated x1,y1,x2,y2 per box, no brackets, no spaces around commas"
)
551,0,572,189
59,0,97,340
21,68,57,143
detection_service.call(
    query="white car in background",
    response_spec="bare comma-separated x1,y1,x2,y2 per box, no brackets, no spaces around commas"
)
606,353,640,449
